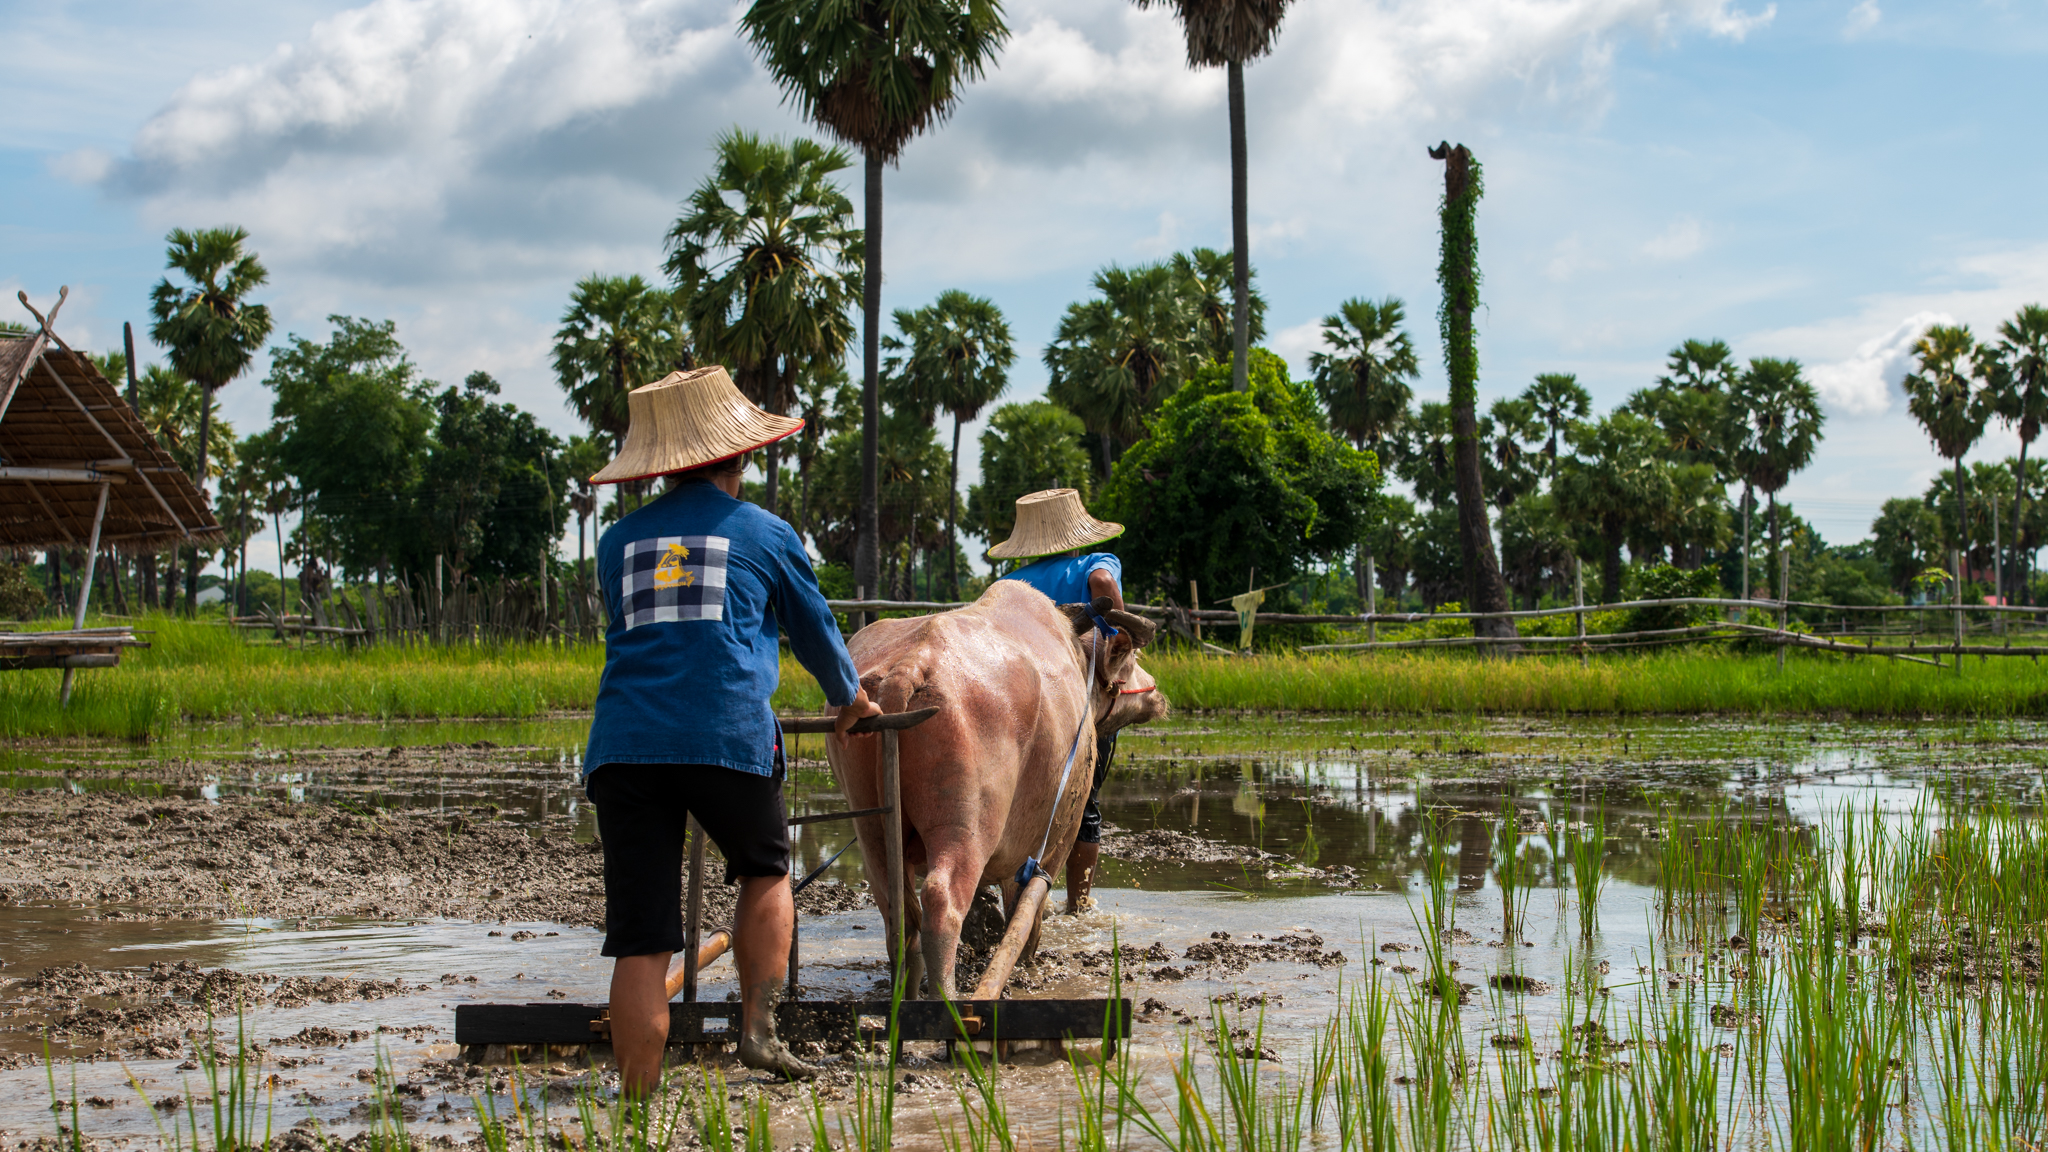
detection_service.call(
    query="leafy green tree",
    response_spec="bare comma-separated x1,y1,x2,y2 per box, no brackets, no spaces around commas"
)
882,290,1013,597
1132,0,1293,392
1729,357,1825,600
1659,338,1740,393
666,129,862,516
1393,400,1460,509
964,400,1092,546
1556,412,1673,602
1045,262,1201,476
215,442,269,614
415,372,567,580
811,406,951,598
1521,373,1591,485
264,317,433,579
793,364,857,539
1427,142,1513,638
147,226,273,613
1903,324,1989,563
1171,246,1266,363
1097,349,1378,602
1984,305,2048,603
552,274,686,455
742,0,1011,611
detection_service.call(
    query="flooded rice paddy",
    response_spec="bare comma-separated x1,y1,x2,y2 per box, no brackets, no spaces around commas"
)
0,712,2044,1147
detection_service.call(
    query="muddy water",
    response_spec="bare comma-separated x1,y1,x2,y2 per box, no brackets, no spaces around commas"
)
0,713,2044,1145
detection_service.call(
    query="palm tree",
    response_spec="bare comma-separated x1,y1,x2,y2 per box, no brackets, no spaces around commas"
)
1903,325,1990,577
1044,262,1200,476
1985,305,2048,603
1556,412,1672,602
561,435,611,581
666,129,862,517
148,226,273,614
1310,296,1417,613
1520,373,1591,485
1133,0,1293,392
552,275,686,452
883,290,1014,597
742,0,1010,609
1730,358,1825,601
1171,247,1264,362
1658,338,1739,393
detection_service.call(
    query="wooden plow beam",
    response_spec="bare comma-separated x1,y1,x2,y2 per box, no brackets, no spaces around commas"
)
456,705,1133,1056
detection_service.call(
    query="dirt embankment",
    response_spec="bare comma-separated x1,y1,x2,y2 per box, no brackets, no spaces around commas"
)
0,791,866,930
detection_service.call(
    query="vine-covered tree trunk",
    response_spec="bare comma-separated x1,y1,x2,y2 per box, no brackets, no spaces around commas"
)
1430,142,1516,643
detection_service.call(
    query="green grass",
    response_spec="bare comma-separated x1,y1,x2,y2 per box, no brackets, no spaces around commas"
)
0,614,827,739
1132,649,2048,716
16,614,2048,741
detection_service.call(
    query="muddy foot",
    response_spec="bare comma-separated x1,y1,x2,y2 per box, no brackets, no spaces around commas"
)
739,1035,821,1081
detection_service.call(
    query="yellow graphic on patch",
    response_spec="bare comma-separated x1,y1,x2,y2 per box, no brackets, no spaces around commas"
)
653,542,695,589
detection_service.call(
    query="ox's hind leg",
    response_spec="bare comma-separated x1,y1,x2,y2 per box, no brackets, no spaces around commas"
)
917,857,982,1001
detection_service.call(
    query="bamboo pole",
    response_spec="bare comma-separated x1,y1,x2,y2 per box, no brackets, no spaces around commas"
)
664,927,734,1000
1574,556,1586,670
59,482,110,707
1778,551,1789,672
970,874,1051,1001
1954,549,1964,676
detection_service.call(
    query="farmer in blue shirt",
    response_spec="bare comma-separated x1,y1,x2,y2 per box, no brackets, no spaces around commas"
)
990,488,1126,915
584,366,876,1089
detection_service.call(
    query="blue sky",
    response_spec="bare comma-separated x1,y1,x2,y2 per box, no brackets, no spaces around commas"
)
5,0,2046,581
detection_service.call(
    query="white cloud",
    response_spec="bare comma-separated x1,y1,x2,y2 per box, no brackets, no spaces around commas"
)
1641,216,1704,261
1844,1,1882,39
1805,311,1947,417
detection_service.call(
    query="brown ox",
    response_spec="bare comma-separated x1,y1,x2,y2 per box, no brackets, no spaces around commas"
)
825,580,1166,999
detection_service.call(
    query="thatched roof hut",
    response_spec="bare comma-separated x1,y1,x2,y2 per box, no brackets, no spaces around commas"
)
0,294,221,553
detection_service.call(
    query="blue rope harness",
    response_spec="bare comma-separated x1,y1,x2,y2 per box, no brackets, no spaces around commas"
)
1016,608,1119,888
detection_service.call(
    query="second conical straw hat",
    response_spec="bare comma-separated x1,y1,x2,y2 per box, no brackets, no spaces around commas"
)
589,366,802,486
986,488,1124,560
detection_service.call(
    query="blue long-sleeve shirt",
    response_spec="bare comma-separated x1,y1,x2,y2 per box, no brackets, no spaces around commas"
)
582,480,860,788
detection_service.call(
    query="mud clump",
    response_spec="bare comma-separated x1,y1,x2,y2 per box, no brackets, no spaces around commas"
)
1097,827,1269,864
1181,933,1347,974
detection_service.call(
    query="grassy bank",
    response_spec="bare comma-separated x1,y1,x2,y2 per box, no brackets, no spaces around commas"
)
0,615,828,739
6,616,2044,740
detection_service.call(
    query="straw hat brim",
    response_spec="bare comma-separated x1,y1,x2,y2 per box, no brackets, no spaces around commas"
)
986,516,1125,560
589,367,804,486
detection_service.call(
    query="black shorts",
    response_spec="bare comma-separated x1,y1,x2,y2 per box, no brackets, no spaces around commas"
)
589,762,790,958
1076,728,1118,845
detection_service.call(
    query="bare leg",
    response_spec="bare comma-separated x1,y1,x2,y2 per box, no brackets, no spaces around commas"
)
609,953,671,1098
1066,842,1100,915
734,874,819,1079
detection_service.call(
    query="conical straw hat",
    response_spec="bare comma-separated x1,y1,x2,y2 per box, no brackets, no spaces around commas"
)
589,366,802,486
987,488,1124,560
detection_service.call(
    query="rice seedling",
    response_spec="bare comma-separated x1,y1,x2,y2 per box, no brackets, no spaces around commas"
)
1492,799,1530,943
1570,807,1608,940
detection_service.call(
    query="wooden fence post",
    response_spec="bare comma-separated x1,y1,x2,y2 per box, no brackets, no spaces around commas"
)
1953,548,1964,674
1363,559,1377,644
1777,552,1789,672
1190,580,1203,645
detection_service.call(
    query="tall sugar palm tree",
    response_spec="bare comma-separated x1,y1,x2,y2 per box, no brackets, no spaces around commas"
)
666,129,862,517
743,0,1010,606
1904,325,1989,569
1310,296,1417,612
882,290,1013,597
1985,305,2048,603
148,226,273,614
1556,412,1672,601
552,274,686,451
1133,0,1293,392
1730,357,1825,601
1520,373,1591,486
1045,263,1200,477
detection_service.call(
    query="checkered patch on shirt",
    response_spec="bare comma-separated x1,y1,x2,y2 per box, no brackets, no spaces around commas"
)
620,535,729,629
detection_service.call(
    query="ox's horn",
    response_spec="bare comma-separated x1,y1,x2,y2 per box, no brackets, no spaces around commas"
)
1104,609,1157,648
